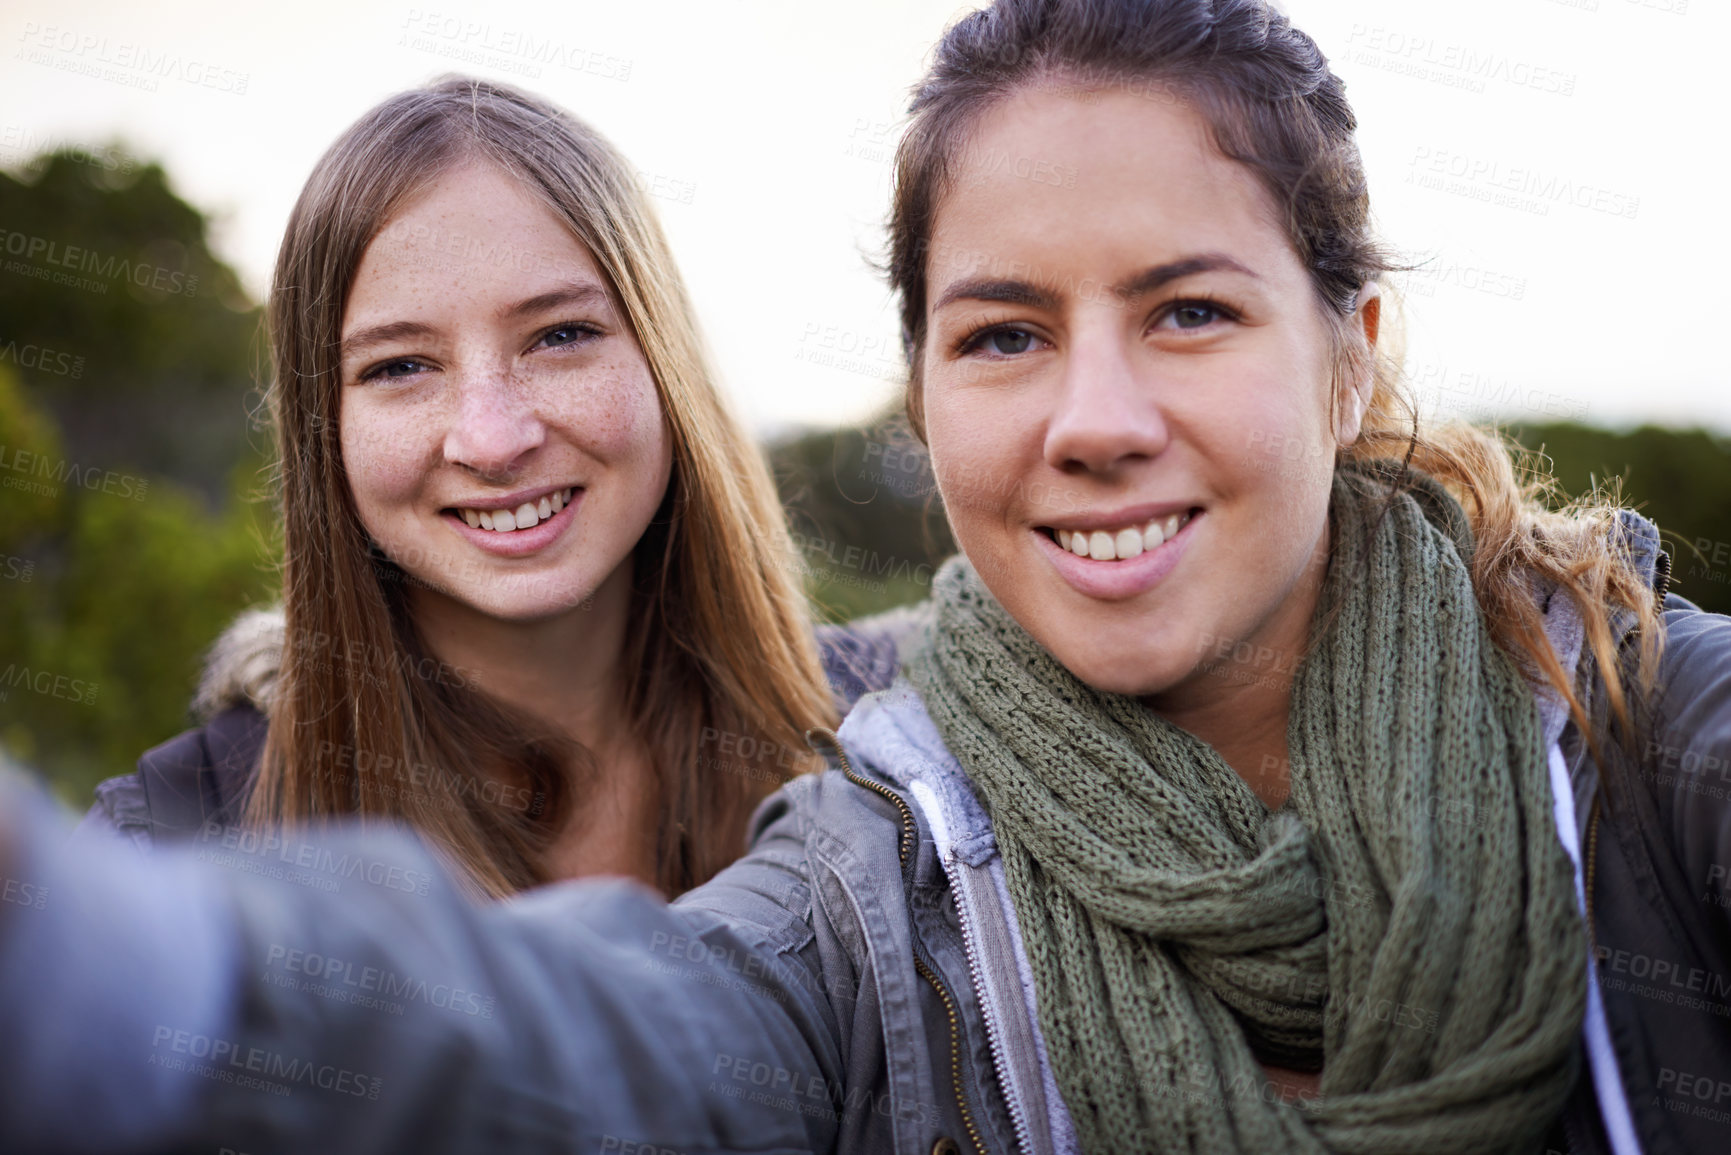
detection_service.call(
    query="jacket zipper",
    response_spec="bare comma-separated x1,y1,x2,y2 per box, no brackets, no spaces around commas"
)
807,729,990,1155
938,847,1038,1155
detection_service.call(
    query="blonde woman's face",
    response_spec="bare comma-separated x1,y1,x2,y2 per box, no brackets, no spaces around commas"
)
338,162,672,623
920,88,1375,702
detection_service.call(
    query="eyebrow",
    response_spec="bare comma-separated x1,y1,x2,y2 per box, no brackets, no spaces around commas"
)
931,252,1257,313
339,282,613,362
336,319,432,363
502,282,611,321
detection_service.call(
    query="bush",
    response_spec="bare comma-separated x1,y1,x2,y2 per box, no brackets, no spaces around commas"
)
0,365,277,806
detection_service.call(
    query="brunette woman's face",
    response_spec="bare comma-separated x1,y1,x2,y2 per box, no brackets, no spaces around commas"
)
920,87,1376,701
338,163,672,623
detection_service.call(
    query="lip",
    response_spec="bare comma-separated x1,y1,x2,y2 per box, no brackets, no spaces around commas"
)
1038,500,1197,534
445,482,576,513
443,488,583,558
1035,508,1200,600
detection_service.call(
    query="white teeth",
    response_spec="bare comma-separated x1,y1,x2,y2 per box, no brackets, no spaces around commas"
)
1053,509,1194,561
457,488,574,533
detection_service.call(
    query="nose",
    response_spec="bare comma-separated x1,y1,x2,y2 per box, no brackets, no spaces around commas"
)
1042,326,1169,475
442,365,546,481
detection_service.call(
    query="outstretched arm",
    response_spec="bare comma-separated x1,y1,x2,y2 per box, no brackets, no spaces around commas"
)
0,774,842,1154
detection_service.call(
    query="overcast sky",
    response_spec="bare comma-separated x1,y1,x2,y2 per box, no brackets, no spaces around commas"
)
3,0,1724,436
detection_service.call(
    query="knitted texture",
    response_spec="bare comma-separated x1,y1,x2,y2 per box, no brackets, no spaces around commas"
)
906,465,1586,1154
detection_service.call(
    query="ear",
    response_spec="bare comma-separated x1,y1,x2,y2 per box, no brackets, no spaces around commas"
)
1335,282,1381,447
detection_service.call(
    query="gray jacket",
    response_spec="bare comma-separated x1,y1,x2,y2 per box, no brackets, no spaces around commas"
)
0,517,1726,1154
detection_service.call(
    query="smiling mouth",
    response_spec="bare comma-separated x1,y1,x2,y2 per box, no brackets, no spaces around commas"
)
447,487,577,533
1042,509,1197,561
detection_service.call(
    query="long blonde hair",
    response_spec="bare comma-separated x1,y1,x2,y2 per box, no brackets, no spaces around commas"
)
252,76,833,897
889,0,1662,743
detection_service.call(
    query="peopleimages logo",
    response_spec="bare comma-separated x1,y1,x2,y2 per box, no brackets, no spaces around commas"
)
149,1027,382,1099
14,23,251,94
0,338,84,379
0,664,98,706
0,230,199,296
0,444,150,502
264,945,496,1019
1405,147,1641,220
194,821,436,897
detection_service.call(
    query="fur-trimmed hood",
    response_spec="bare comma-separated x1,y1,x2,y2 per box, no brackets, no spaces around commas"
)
188,601,933,722
193,607,284,721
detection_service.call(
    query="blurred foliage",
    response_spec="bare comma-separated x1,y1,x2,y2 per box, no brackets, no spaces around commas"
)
0,364,277,807
0,146,277,808
0,147,264,501
1506,422,1731,615
768,412,954,623
1,141,1727,813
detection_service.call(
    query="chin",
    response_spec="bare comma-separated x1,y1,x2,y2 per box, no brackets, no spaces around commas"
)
477,590,595,624
1038,633,1183,698
410,571,596,625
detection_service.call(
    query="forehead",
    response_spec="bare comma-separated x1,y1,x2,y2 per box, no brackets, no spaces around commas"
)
348,163,601,311
928,86,1299,294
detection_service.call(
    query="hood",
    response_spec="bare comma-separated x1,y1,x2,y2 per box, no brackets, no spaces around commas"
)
192,606,283,721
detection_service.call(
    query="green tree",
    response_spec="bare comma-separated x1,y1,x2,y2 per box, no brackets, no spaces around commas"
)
1509,422,1731,616
0,147,263,501
0,364,277,805
0,144,276,806
769,411,954,622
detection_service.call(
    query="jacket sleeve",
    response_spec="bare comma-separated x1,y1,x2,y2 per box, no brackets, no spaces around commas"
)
1651,596,1731,929
70,772,155,855
0,773,844,1154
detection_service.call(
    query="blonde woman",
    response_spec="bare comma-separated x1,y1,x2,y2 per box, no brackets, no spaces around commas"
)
76,77,903,898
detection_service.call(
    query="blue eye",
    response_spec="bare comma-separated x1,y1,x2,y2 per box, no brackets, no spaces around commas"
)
538,322,600,350
1171,303,1218,329
362,358,427,382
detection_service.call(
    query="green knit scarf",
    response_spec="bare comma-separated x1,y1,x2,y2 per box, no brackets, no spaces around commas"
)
906,465,1586,1154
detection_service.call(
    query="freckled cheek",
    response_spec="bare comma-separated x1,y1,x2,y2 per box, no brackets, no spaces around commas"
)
339,406,429,516
544,362,669,475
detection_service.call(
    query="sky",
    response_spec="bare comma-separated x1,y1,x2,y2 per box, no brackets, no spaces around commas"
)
2,0,1725,437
